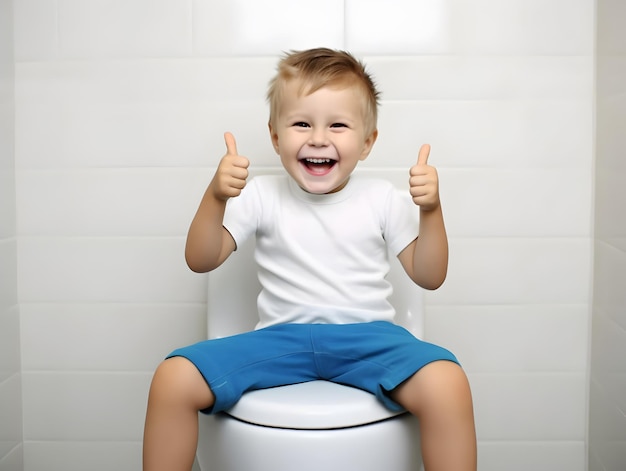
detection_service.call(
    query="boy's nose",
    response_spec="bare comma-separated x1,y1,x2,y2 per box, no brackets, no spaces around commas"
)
308,128,329,147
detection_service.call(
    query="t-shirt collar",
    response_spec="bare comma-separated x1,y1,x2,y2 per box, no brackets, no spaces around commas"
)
287,176,355,204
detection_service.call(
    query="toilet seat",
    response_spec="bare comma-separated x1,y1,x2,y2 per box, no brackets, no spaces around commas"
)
226,380,404,429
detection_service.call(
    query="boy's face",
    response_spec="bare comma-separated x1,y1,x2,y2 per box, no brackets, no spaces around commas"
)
269,81,377,194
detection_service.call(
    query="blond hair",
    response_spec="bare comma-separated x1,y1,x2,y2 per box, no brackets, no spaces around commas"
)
267,48,380,134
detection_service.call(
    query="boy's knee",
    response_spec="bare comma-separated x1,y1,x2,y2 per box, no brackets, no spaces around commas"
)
391,360,471,411
150,357,214,410
417,361,470,397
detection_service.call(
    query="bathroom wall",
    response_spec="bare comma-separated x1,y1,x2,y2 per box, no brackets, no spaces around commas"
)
0,0,24,470
11,1,593,470
588,0,626,469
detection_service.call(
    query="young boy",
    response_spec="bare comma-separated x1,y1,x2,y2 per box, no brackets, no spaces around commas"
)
143,48,477,471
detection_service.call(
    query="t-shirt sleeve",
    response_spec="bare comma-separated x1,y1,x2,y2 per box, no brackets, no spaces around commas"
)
383,187,421,256
222,178,262,250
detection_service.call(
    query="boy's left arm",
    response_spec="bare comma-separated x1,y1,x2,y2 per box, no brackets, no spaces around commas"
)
397,144,449,290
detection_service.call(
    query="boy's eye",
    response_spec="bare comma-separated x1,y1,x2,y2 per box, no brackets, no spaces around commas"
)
293,122,309,128
330,123,347,128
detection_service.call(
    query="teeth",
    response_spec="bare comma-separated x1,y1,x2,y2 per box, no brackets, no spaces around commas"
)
305,158,332,164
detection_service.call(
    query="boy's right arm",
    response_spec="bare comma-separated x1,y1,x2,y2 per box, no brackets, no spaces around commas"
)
185,132,249,273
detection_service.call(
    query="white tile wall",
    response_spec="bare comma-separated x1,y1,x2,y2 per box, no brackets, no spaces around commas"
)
17,238,204,303
0,0,23,469
10,1,596,470
20,304,206,371
426,305,589,373
0,367,23,468
346,0,593,55
23,442,141,471
589,0,626,471
589,1,626,468
193,0,345,56
14,59,278,168
478,441,585,471
22,372,151,441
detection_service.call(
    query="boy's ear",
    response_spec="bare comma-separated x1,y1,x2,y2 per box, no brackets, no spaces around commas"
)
268,122,280,154
359,129,378,161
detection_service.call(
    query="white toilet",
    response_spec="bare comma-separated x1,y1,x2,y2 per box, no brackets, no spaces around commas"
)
196,231,424,471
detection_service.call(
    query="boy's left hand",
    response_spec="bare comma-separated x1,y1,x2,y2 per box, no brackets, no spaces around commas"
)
409,144,440,211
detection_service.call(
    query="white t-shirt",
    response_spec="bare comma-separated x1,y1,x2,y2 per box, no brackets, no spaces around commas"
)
223,174,420,329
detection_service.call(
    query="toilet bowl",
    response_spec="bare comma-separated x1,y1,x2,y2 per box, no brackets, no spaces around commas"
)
196,226,424,470
197,380,421,471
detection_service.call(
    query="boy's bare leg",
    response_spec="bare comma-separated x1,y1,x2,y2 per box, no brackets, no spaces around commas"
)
143,357,214,471
391,361,477,471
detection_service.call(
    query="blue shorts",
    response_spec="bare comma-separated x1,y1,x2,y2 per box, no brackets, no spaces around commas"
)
167,321,458,414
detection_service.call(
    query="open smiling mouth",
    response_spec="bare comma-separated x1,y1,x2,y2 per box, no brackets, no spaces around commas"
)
300,158,338,175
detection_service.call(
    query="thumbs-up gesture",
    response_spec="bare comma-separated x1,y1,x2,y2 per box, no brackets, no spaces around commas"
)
409,144,440,211
210,132,250,201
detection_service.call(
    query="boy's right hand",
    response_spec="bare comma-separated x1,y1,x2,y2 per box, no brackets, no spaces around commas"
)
209,132,250,201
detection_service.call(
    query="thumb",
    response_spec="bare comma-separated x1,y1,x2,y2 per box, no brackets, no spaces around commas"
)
417,144,431,166
224,132,239,156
